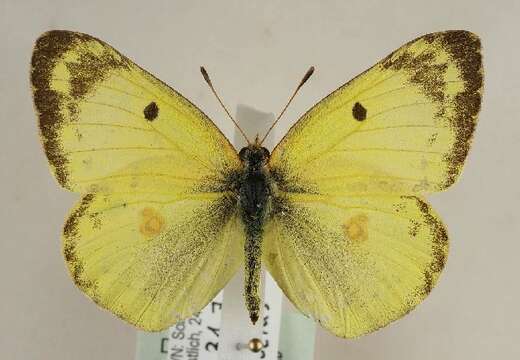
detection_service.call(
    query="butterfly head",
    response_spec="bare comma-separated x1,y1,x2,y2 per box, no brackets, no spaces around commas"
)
239,144,270,171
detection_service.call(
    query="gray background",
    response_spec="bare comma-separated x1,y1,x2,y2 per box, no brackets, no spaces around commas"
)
2,0,519,359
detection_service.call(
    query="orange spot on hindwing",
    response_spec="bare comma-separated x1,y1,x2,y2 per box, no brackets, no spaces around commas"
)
139,207,165,238
343,214,369,243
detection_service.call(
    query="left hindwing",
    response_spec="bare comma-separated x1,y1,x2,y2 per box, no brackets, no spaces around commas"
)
63,190,243,331
269,31,483,195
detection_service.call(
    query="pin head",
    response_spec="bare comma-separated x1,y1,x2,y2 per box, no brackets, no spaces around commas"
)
248,338,263,353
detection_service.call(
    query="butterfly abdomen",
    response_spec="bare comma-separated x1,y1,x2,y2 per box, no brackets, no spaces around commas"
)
237,145,272,324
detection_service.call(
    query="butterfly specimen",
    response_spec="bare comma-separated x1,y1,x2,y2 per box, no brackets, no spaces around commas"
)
31,30,482,338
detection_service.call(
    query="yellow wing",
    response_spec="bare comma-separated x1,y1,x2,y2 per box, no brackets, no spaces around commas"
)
31,30,239,193
263,194,447,338
270,31,482,195
265,31,482,337
64,190,243,330
31,31,243,330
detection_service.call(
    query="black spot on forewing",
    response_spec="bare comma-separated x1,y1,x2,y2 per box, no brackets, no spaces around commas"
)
352,102,367,121
144,101,159,121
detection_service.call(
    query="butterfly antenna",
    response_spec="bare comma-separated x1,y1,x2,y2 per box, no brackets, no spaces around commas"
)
259,66,315,145
200,66,250,145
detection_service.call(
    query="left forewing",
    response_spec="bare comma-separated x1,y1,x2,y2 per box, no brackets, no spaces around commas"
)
31,30,239,193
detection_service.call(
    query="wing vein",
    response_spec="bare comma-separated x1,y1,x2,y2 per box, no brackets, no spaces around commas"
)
52,78,150,101
65,122,154,132
281,211,348,329
354,124,442,134
64,146,179,154
288,195,418,222
332,147,443,155
306,173,424,182
303,102,432,166
74,173,201,185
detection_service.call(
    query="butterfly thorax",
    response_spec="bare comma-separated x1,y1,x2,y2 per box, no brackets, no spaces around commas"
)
238,145,271,221
237,144,272,324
